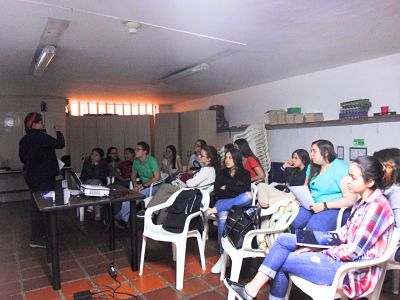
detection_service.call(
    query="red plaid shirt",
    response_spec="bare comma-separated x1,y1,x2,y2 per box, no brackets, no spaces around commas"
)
324,189,394,298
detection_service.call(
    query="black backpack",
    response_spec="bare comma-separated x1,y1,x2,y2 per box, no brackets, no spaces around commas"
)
162,188,204,233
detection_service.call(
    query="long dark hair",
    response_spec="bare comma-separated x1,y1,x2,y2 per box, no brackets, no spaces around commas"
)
373,148,400,188
308,139,336,182
91,147,104,158
224,143,235,153
224,149,247,184
286,149,310,185
234,138,262,168
194,139,207,154
353,156,385,190
166,145,177,169
202,145,220,170
106,147,120,163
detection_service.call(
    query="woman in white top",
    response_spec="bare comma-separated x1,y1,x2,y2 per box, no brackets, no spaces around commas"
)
186,145,218,193
161,145,183,175
145,145,219,223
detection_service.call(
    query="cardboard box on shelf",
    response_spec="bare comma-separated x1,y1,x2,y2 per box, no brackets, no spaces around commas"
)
265,110,287,125
286,113,304,123
304,113,324,122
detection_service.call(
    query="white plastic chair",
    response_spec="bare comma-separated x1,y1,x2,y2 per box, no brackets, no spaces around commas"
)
285,228,400,300
387,241,400,294
220,198,299,300
251,183,258,205
336,206,349,230
139,188,210,290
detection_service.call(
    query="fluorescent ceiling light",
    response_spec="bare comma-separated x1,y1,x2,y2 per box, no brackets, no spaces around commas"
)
161,63,209,83
33,45,56,76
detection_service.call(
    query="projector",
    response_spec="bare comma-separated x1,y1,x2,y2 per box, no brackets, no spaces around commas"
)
80,184,110,197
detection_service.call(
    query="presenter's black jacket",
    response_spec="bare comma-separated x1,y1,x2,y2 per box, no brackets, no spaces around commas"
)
19,128,65,191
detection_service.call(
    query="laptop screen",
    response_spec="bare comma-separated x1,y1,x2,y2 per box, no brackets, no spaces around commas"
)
71,171,82,188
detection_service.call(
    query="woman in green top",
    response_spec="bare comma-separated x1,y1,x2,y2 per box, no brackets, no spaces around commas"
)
291,139,356,231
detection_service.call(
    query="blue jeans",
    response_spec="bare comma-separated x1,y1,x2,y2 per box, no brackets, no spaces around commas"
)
115,186,160,222
215,192,252,254
290,207,340,233
259,233,344,299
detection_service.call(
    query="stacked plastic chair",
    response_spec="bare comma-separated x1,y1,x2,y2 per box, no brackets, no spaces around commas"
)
233,123,271,175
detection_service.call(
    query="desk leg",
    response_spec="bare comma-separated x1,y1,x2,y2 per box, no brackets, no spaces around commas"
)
129,200,138,271
45,213,52,263
109,204,115,250
49,212,60,290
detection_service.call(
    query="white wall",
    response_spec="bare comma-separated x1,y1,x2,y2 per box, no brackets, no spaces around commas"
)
174,53,400,162
0,96,67,169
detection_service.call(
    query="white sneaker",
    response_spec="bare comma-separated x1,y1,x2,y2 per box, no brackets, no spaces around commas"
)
211,255,224,274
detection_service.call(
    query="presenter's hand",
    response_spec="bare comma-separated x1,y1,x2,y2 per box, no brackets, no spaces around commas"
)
310,202,324,213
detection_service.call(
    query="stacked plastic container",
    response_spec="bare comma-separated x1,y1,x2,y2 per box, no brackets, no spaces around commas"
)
339,99,371,120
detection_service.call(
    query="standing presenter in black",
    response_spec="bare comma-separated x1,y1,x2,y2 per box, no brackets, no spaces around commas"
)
19,112,65,248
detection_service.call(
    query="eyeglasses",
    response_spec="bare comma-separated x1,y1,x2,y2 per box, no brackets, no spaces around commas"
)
165,150,172,153
194,143,201,147
135,147,143,151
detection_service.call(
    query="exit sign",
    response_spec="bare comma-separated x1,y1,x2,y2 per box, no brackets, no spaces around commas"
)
353,139,365,146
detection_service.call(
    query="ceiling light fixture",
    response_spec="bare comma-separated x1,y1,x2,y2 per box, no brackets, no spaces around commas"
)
33,45,56,76
125,21,140,34
161,63,209,83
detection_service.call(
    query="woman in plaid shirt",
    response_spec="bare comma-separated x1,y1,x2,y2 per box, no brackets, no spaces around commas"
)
225,156,394,300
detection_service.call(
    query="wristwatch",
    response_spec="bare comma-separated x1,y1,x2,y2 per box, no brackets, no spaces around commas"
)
323,202,328,210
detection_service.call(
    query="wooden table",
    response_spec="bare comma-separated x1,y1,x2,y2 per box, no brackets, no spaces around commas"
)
33,186,144,290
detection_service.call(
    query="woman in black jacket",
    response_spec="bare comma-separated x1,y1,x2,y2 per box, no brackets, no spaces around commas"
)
80,147,108,220
19,112,65,248
208,148,252,274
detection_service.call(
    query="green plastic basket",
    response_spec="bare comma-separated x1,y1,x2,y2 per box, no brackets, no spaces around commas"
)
287,107,301,114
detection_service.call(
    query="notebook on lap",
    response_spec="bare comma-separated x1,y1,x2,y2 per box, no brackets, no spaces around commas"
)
295,229,341,248
288,185,314,210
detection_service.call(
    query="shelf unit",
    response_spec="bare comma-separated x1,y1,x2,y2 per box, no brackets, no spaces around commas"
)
217,115,400,133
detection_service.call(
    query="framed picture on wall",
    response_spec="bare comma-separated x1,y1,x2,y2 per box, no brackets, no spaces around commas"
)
337,146,344,160
349,147,367,161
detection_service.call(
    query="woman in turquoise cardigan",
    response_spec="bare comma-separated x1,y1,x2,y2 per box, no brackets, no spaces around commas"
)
291,139,356,231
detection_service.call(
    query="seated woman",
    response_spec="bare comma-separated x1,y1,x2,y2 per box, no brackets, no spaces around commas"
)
114,147,135,188
160,145,183,175
105,146,120,178
188,139,207,170
225,156,395,300
145,145,219,222
234,138,265,183
80,147,109,220
257,149,310,208
373,148,400,262
291,139,356,232
207,148,252,274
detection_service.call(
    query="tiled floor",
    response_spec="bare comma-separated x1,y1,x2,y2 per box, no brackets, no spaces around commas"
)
0,200,398,300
